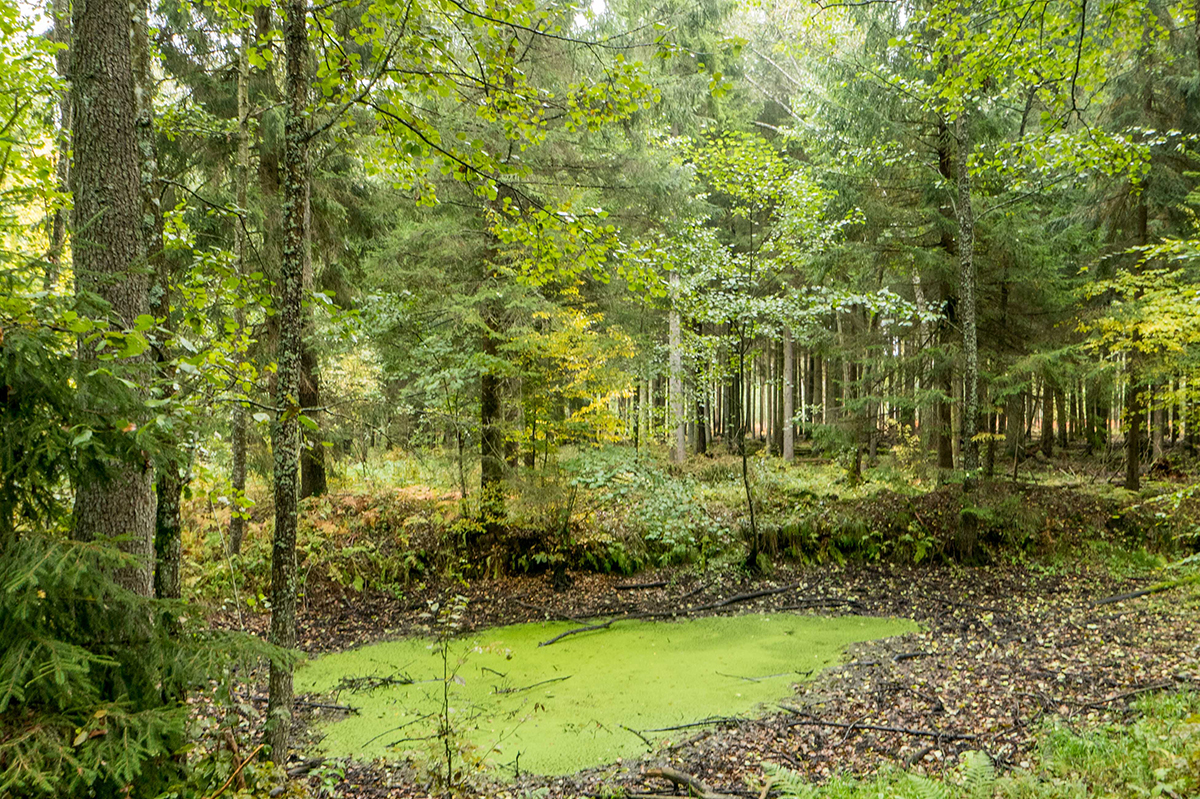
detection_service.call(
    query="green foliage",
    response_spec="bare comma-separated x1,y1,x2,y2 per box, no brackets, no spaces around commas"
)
0,535,290,798
565,446,723,562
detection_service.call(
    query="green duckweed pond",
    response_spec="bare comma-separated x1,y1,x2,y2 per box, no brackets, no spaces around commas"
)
296,612,917,776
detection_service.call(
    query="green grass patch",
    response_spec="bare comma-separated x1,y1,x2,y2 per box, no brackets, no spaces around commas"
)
295,612,917,777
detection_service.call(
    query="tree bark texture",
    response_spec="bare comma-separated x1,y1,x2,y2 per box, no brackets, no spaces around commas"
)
783,328,794,461
955,109,979,473
229,22,254,555
669,272,685,463
70,0,156,596
267,0,309,760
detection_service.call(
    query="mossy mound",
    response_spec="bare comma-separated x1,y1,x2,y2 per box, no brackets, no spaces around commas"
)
296,612,916,776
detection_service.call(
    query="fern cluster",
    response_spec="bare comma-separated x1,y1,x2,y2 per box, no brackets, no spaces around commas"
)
0,534,288,798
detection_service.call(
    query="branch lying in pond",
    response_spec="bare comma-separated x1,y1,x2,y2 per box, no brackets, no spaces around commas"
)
537,582,804,647
361,712,436,746
641,716,744,733
538,618,626,647
620,723,653,749
492,675,571,694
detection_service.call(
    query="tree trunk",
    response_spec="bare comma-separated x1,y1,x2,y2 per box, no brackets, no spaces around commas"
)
1055,385,1068,451
955,110,979,474
229,23,252,556
267,0,309,759
783,329,794,461
669,272,685,462
299,345,327,498
1041,381,1055,458
44,0,71,291
70,0,156,596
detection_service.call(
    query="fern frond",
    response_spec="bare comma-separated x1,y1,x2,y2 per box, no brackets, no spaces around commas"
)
960,750,996,799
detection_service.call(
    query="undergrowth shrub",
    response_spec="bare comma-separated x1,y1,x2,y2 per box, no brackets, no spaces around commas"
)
0,534,288,798
564,447,724,564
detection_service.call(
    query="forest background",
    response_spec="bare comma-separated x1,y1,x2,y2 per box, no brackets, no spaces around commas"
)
4,0,1200,794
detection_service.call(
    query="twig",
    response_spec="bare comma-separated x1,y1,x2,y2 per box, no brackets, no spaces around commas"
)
783,718,976,740
493,675,571,694
641,716,743,733
1090,575,1200,607
205,743,263,799
538,618,626,647
620,723,654,749
616,580,669,590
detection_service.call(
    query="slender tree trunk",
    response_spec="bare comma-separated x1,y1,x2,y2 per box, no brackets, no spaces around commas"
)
1041,381,1055,458
131,0,181,601
1055,385,1068,451
669,272,685,462
44,0,71,291
956,109,979,474
70,0,156,596
229,24,252,557
783,329,794,461
299,345,327,498
267,0,309,759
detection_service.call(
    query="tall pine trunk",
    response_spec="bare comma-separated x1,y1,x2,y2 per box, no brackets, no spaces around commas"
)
70,0,156,596
955,109,979,474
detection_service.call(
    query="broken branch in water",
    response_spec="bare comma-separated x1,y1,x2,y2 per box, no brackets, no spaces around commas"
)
492,675,571,694
537,582,806,647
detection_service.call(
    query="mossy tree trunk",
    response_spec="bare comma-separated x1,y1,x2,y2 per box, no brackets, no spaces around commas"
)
267,0,309,760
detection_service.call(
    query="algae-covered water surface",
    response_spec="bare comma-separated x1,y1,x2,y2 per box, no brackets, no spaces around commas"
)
297,613,916,775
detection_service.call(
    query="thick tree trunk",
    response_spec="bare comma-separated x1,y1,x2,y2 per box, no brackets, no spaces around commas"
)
70,0,156,596
955,110,979,473
267,0,309,760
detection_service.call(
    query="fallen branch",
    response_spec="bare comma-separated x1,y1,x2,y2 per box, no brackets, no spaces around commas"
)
1082,679,1176,709
538,583,803,646
783,717,976,740
1090,575,1200,607
493,675,571,694
620,723,653,749
641,716,743,733
777,597,861,611
250,695,358,714
643,766,740,798
204,743,263,799
616,580,668,591
538,618,627,647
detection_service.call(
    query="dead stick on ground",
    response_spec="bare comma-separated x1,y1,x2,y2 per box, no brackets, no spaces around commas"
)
784,718,976,741
644,766,712,798
616,580,668,590
1090,575,1200,607
205,743,264,799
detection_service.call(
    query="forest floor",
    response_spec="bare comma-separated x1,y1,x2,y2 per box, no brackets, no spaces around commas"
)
246,553,1200,799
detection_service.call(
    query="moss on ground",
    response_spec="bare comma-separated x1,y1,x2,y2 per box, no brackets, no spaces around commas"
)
296,612,916,776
